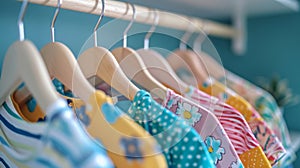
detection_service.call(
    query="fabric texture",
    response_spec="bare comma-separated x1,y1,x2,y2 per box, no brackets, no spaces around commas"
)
182,85,271,168
11,90,168,168
161,89,248,168
0,97,113,168
219,72,294,167
127,90,216,168
199,78,286,166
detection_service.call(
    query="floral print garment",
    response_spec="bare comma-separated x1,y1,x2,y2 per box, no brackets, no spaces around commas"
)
160,89,244,168
219,72,294,167
183,86,271,168
199,78,286,166
127,90,215,168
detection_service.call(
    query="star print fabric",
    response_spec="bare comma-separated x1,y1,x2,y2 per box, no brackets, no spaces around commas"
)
127,90,215,168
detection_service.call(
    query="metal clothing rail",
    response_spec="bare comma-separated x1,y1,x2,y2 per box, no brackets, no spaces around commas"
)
27,0,237,39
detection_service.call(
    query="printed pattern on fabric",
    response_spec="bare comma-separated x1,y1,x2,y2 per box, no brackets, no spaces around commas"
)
61,92,169,168
199,78,286,166
11,79,72,123
127,90,216,168
183,86,271,168
219,72,294,167
0,98,114,168
160,89,244,168
205,136,226,165
10,90,168,168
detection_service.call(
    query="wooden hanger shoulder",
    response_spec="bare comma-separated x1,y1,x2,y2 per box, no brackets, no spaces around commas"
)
167,49,209,86
199,51,226,79
112,47,167,99
14,42,97,104
0,40,59,112
78,46,139,101
39,42,95,103
137,48,189,94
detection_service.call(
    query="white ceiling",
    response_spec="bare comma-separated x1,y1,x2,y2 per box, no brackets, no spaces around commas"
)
119,0,299,19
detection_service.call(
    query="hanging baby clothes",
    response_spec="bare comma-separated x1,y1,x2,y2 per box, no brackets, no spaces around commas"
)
159,89,245,168
0,97,114,168
126,90,215,168
183,85,271,168
67,92,168,168
218,72,294,167
199,78,286,166
10,89,168,168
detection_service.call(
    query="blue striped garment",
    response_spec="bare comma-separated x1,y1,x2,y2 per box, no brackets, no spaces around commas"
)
0,97,114,168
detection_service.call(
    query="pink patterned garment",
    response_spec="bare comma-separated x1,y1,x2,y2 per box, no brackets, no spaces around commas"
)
219,72,294,167
182,86,273,167
199,78,286,166
157,90,244,168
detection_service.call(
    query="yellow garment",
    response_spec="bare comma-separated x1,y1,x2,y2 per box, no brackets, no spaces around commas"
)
198,78,285,166
11,91,167,168
239,147,270,168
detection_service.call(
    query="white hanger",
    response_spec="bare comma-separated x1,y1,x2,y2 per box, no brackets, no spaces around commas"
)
77,0,139,101
111,3,167,99
0,0,59,112
167,22,209,86
137,10,189,94
14,0,95,104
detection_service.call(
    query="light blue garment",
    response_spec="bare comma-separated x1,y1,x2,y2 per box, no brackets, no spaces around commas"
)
0,98,114,168
126,90,215,168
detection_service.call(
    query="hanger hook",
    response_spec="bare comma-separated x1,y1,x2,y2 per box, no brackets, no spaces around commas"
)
51,0,62,42
18,0,29,41
123,3,136,48
144,9,159,49
93,0,105,47
193,21,209,51
179,19,195,51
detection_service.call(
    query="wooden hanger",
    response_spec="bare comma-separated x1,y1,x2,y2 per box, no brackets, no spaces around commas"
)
14,0,95,104
193,33,226,79
167,49,209,85
137,10,189,94
167,25,209,86
77,0,139,101
111,3,167,99
0,1,59,112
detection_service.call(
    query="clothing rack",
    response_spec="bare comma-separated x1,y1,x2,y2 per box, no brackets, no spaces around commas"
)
27,0,237,39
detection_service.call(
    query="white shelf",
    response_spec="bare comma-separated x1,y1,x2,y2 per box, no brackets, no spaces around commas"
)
121,0,299,19
121,0,298,55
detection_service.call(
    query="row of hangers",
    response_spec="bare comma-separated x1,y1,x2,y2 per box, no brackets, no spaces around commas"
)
0,0,226,114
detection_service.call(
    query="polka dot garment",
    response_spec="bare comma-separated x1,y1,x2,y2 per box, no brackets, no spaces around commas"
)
160,89,245,168
11,90,168,168
127,90,215,168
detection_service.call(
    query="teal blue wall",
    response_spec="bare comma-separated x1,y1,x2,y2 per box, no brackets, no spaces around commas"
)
0,1,181,69
0,1,108,64
211,12,300,167
211,13,300,131
1,0,300,167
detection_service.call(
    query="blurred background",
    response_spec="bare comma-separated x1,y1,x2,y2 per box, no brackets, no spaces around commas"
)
1,0,299,166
